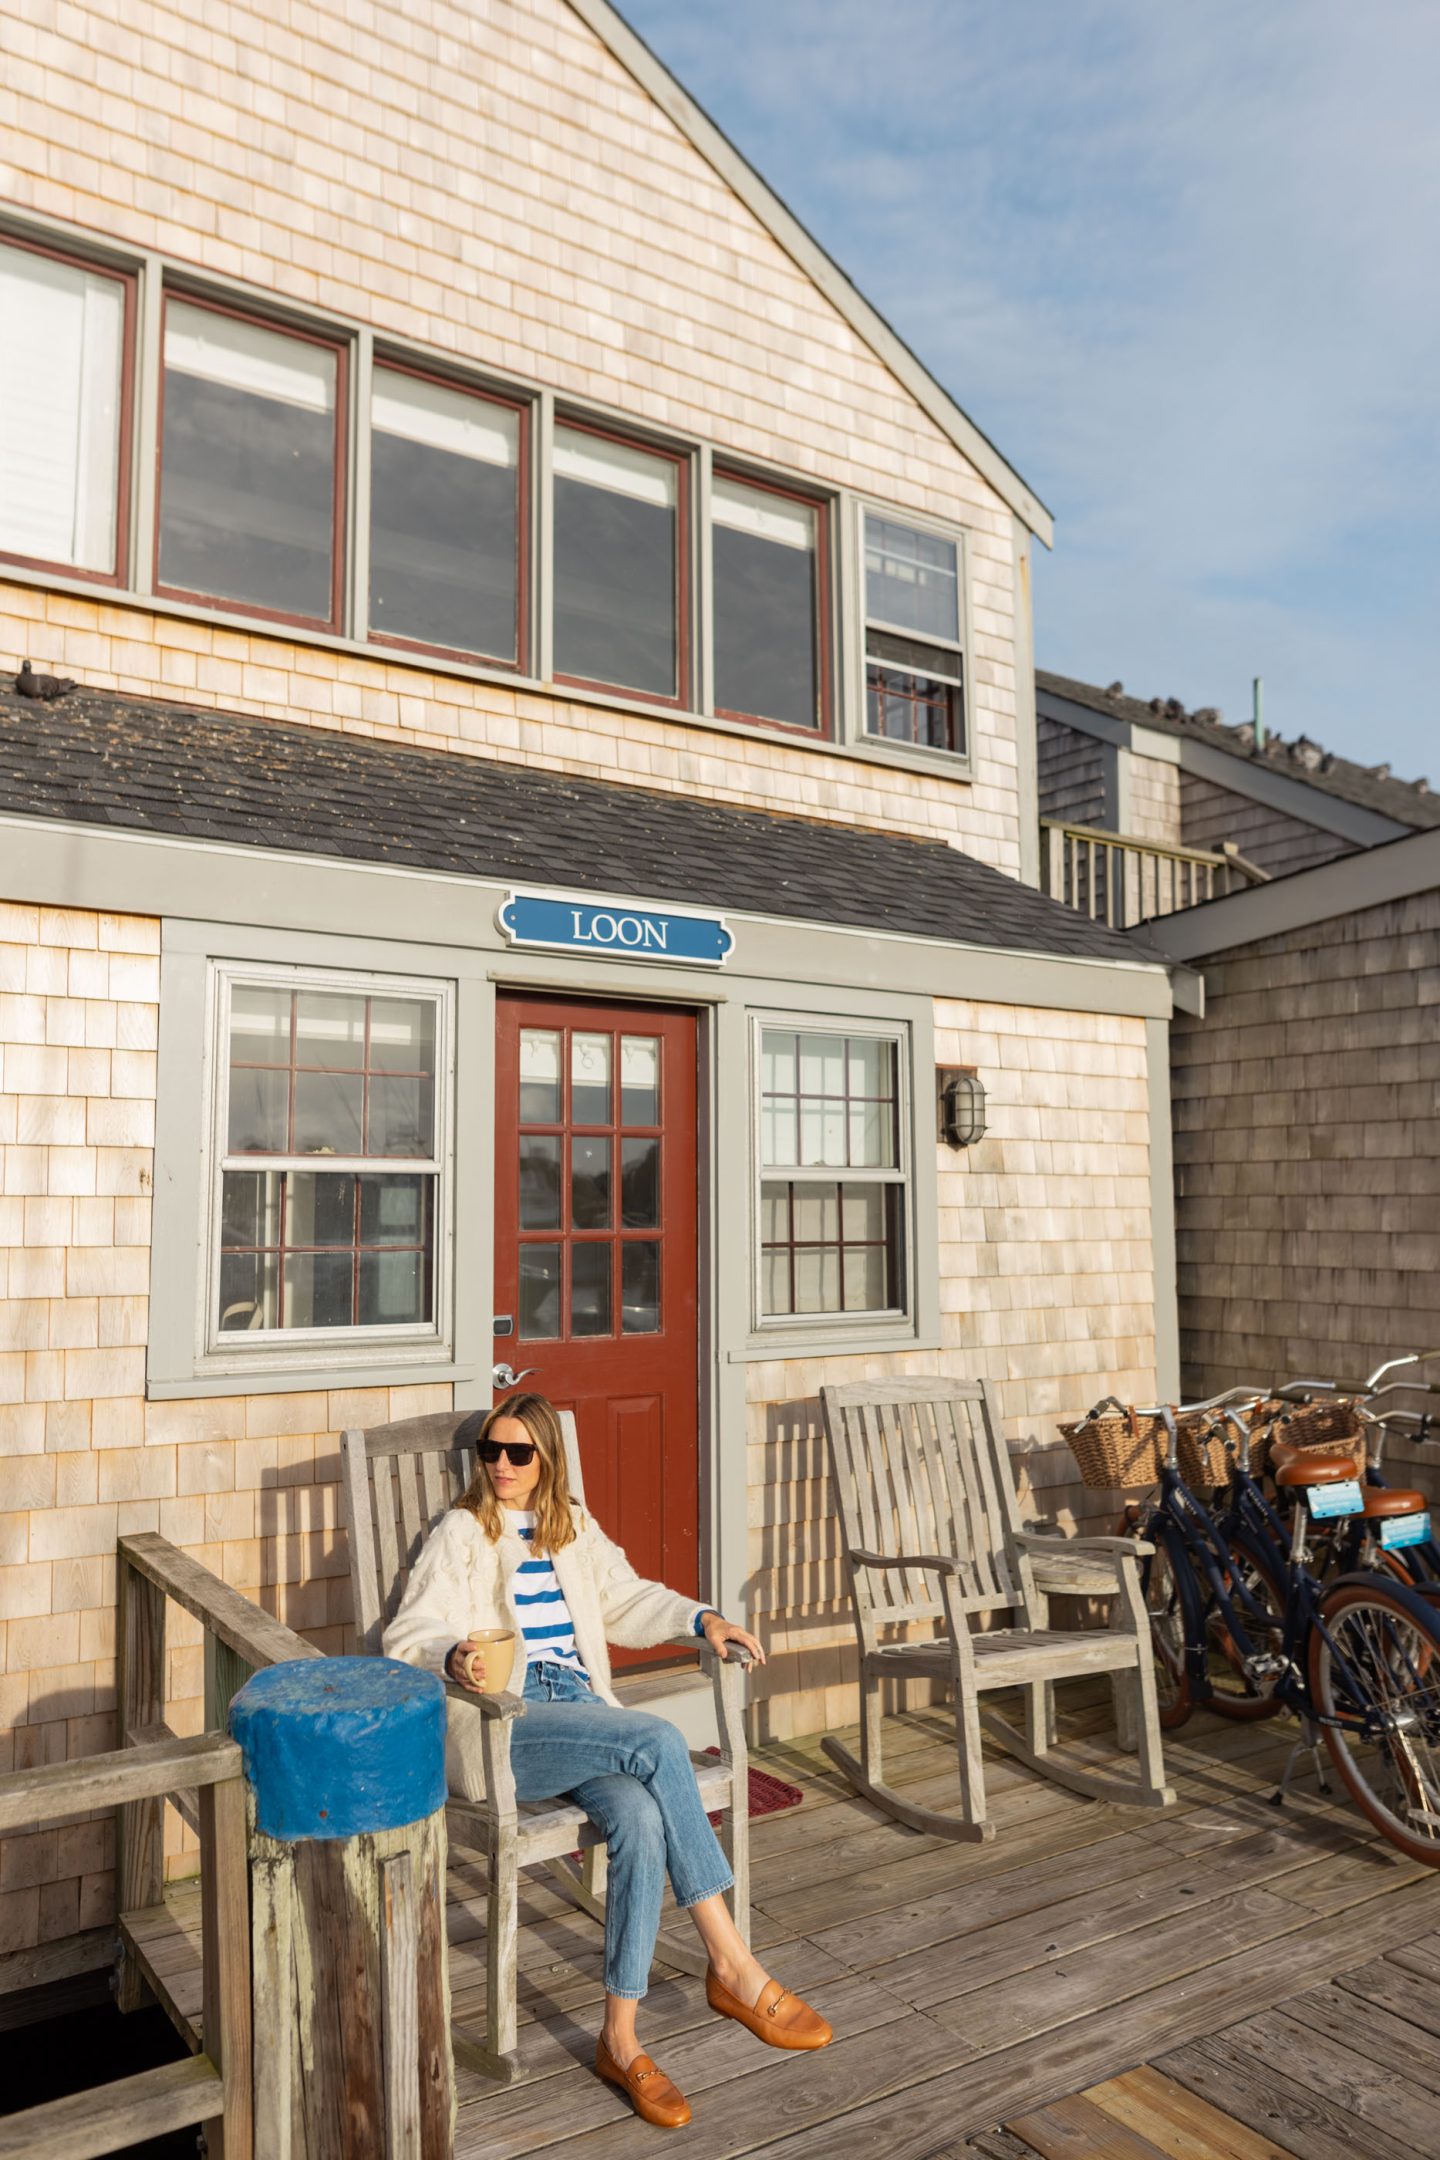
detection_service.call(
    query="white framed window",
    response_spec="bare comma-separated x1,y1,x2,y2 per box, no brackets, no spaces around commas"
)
861,509,967,757
753,1021,911,1325
204,963,452,1357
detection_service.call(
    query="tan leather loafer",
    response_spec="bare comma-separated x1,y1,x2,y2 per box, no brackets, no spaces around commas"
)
595,2038,693,2127
706,1969,833,2051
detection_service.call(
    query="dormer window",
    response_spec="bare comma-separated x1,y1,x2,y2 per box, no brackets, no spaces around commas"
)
863,513,966,755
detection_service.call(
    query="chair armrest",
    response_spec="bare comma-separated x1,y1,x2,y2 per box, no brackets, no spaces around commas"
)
686,1637,754,1670
443,1680,526,1721
850,1548,962,1577
1014,1530,1153,1568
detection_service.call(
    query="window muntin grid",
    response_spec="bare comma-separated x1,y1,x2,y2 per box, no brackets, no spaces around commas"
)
211,974,446,1343
757,1026,908,1323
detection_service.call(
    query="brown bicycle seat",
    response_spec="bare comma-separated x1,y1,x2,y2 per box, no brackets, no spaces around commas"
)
1361,1488,1427,1519
1273,1453,1358,1489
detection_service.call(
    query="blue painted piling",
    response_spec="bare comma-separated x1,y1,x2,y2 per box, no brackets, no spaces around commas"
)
230,1655,446,1841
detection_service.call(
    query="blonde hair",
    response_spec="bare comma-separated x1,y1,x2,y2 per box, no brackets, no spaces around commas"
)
456,1393,577,1557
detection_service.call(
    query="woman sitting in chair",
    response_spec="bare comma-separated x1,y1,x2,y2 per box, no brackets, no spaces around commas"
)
384,1391,831,2128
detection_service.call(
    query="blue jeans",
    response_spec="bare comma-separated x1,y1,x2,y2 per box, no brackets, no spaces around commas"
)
511,1661,734,1998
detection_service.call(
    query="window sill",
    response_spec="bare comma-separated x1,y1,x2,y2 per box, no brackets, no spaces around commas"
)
0,563,975,786
729,1325,939,1364
147,1351,472,1400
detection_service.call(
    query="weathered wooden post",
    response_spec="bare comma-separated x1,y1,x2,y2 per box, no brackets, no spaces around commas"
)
230,1657,454,2159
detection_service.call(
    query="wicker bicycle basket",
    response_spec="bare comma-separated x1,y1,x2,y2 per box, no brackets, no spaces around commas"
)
1059,1399,1169,1490
1261,1397,1371,1480
1179,1396,1288,1488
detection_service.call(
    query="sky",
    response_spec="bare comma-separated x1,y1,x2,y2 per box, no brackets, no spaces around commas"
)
617,0,1439,779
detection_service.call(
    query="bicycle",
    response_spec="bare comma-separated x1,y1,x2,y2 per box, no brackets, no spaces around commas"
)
1131,1399,1440,1864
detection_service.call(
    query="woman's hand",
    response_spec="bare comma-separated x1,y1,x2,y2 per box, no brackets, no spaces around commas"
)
446,1636,495,1691
700,1612,766,1666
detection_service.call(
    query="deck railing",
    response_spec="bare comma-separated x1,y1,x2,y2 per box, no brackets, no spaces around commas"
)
0,1727,250,2159
1040,819,1268,929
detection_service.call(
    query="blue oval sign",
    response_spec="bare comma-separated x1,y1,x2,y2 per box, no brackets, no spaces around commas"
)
499,891,733,967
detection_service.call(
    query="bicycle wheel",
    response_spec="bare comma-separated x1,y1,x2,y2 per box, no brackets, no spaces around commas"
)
1137,1527,1192,1730
1310,1576,1440,1865
1200,1534,1286,1721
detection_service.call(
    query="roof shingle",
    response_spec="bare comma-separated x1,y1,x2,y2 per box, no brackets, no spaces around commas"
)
0,684,1150,968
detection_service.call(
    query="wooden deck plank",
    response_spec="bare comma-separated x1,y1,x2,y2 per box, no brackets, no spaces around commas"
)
1159,2038,1412,2160
1336,1952,1440,2040
1005,2091,1172,2159
1083,2065,1299,2160
1200,2006,1440,2153
1267,1978,1440,2094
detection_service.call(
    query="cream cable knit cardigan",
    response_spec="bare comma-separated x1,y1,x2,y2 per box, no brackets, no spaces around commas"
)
383,1502,705,1800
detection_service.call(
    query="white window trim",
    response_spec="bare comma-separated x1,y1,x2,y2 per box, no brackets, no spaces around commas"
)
196,958,456,1377
748,1014,915,1335
852,496,974,772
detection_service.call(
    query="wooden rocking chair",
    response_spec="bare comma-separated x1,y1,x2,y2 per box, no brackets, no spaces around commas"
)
820,1377,1175,1843
339,1408,751,2083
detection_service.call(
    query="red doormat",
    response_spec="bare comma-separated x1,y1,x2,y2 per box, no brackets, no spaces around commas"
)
703,1750,805,1821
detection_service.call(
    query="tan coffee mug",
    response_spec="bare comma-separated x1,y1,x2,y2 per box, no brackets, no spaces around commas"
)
458,1628,516,1695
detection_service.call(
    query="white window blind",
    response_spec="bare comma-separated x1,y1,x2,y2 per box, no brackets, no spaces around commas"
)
165,301,335,413
554,428,676,508
0,245,124,573
372,371,517,466
712,475,814,551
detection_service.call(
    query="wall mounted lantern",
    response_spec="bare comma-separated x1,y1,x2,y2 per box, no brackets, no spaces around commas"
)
937,1066,987,1149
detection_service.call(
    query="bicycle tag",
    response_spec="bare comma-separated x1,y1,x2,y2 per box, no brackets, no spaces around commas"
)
1380,1510,1431,1550
1306,1478,1363,1520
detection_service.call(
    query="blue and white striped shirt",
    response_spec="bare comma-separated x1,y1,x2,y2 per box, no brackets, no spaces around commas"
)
511,1512,589,1678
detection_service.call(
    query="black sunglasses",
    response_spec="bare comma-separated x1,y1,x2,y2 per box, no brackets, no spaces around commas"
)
479,1438,537,1468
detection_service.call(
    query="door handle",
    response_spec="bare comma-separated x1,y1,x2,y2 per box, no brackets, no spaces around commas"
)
492,1363,537,1391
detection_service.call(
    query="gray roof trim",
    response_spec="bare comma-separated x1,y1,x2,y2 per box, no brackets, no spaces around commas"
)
1038,685,1409,847
1134,824,1440,962
570,0,1053,546
1038,673,1430,836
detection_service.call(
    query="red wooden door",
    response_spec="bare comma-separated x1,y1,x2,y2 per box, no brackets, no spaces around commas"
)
494,993,699,1669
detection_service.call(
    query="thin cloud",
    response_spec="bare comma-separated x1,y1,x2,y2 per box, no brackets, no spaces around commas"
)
619,0,1440,774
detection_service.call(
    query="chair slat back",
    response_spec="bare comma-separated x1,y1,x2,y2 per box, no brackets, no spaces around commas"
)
341,1407,585,1652
820,1378,1020,1624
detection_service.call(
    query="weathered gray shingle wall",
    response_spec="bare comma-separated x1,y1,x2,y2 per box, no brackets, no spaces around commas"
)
1180,771,1354,878
1038,716,1105,826
1173,888,1440,1398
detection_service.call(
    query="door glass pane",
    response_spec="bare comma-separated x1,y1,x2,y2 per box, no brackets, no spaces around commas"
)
369,370,520,660
620,1138,659,1227
519,1245,561,1338
571,1137,612,1229
620,1037,660,1124
571,1033,611,1123
283,1250,353,1329
570,1243,611,1336
159,300,338,621
0,243,125,574
294,1070,363,1155
295,991,366,1068
519,1135,562,1228
369,998,436,1074
553,427,678,697
519,1030,562,1123
621,1242,660,1333
712,477,818,729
